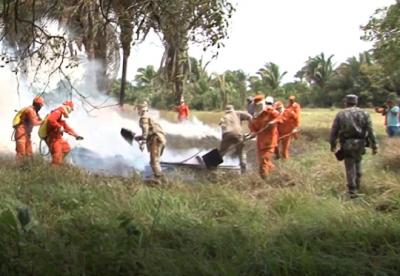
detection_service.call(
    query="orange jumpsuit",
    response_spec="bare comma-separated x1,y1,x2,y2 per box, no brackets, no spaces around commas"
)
175,103,190,121
286,102,301,128
46,107,78,165
250,107,281,177
14,106,42,160
276,108,298,159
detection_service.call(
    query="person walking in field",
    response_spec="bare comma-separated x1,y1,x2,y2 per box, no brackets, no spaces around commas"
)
135,102,167,179
330,94,378,198
219,104,252,173
46,100,84,165
13,96,45,160
250,95,281,179
375,98,400,137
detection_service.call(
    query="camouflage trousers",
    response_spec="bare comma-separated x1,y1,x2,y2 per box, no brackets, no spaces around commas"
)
147,134,166,177
344,156,362,193
219,132,246,172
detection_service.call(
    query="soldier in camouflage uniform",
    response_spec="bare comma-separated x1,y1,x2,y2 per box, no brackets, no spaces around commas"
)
135,102,166,178
330,94,378,197
219,105,252,173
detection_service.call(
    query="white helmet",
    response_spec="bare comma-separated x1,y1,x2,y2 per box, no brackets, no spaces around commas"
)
265,96,274,105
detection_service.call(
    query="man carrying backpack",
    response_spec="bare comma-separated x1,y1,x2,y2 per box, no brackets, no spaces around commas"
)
13,96,44,160
330,94,378,198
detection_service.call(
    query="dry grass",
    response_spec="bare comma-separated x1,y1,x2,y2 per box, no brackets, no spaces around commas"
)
1,108,400,275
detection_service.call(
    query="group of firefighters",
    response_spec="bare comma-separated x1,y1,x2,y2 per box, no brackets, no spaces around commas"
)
13,97,83,165
219,94,301,178
12,94,301,180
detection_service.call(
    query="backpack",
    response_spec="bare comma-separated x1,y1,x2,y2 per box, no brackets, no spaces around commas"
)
12,108,27,128
38,115,49,140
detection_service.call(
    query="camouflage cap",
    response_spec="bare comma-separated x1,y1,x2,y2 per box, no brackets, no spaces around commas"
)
345,94,358,104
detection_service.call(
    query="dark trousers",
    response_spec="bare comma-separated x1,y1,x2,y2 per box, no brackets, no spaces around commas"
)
344,157,362,192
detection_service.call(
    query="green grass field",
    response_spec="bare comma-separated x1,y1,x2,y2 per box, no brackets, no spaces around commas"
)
1,108,400,275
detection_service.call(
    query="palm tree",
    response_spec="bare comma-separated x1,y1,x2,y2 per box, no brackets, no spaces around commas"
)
211,73,236,110
299,53,334,90
135,65,158,87
257,62,287,93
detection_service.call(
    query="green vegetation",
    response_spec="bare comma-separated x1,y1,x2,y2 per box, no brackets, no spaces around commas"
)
1,109,400,275
112,2,400,110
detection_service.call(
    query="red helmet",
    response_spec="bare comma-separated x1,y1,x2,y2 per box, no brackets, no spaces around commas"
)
63,100,74,110
33,96,45,106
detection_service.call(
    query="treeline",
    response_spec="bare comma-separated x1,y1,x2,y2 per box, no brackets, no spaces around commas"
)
114,3,400,110
112,52,396,110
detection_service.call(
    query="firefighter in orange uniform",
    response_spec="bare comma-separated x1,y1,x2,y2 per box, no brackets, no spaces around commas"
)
275,100,298,159
286,95,301,132
174,98,190,121
14,96,45,160
250,95,281,178
46,100,83,165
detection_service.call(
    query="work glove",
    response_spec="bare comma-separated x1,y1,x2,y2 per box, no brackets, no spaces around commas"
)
76,136,84,141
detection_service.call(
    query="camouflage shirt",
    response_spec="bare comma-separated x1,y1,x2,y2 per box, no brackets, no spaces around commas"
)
219,111,252,135
330,107,377,150
139,113,165,140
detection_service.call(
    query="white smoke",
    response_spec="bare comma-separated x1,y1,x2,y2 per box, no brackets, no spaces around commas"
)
0,54,239,176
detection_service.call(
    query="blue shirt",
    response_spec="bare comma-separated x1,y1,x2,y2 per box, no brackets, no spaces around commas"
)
387,106,400,127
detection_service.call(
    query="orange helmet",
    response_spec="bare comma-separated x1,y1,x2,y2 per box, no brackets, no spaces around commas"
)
33,96,45,106
63,100,74,110
253,94,265,104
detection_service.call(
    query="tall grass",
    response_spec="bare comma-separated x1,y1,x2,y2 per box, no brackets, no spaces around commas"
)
1,109,400,275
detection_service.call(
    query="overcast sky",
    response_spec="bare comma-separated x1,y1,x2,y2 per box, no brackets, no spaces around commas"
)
128,0,395,83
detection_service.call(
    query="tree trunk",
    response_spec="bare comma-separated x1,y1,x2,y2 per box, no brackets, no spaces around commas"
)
119,52,128,106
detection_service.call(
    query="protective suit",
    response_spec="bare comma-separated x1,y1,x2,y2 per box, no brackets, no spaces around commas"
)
136,103,166,178
250,95,281,178
275,100,298,159
219,105,252,172
286,95,301,128
46,101,83,165
14,96,44,160
174,99,190,121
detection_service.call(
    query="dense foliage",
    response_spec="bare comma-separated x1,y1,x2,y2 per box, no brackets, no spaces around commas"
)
111,2,400,110
114,50,399,110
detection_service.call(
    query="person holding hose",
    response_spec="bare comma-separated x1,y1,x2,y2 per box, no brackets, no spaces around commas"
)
250,95,281,178
275,100,299,160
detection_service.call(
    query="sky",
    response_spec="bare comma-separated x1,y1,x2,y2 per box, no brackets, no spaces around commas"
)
128,0,395,83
